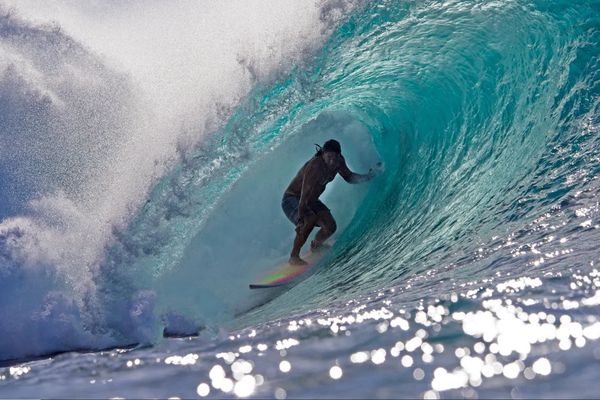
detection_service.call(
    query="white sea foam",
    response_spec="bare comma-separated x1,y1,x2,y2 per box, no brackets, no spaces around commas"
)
0,0,357,360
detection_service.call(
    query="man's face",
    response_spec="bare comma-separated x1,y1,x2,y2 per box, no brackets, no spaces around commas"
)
323,151,340,168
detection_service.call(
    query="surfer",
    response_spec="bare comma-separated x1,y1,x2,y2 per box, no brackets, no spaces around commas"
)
282,139,378,265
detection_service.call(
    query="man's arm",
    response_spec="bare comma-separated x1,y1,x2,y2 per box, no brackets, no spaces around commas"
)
338,156,375,184
298,160,321,221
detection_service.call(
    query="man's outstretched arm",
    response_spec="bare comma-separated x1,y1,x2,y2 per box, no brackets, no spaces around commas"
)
338,156,378,183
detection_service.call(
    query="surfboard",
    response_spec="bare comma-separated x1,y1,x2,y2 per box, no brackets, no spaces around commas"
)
249,246,330,289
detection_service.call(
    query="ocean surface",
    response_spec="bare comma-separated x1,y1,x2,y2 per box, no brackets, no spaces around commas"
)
1,0,599,398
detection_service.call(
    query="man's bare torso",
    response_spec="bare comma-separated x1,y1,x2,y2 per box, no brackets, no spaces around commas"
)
284,156,340,199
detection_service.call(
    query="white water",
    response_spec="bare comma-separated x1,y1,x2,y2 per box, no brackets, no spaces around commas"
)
0,0,356,361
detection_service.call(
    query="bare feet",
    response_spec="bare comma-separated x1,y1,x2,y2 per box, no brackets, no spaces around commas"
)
289,256,308,266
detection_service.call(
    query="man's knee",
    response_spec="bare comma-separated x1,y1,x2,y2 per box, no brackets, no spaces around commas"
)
296,216,317,236
295,223,310,237
327,219,337,234
318,212,336,234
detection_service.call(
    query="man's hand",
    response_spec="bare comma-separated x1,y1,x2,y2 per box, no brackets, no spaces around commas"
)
296,209,316,233
298,205,310,223
367,162,384,179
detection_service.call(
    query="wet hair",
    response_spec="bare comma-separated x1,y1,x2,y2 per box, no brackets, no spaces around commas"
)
315,139,342,157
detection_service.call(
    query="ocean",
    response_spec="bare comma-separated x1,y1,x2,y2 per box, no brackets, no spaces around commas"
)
0,0,599,398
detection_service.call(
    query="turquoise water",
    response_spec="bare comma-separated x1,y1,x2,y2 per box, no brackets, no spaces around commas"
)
1,0,599,398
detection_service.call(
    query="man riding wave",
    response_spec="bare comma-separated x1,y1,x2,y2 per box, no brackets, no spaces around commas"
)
282,139,379,265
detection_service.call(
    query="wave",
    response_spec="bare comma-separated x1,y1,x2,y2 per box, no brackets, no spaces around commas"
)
0,0,598,362
244,0,599,321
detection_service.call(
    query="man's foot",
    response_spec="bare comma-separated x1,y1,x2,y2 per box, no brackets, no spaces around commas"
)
289,256,308,266
310,240,332,252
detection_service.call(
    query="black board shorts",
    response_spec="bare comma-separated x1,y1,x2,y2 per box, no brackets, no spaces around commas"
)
281,193,329,225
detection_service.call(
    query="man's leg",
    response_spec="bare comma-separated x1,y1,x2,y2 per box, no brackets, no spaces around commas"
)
289,213,319,264
311,209,336,250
